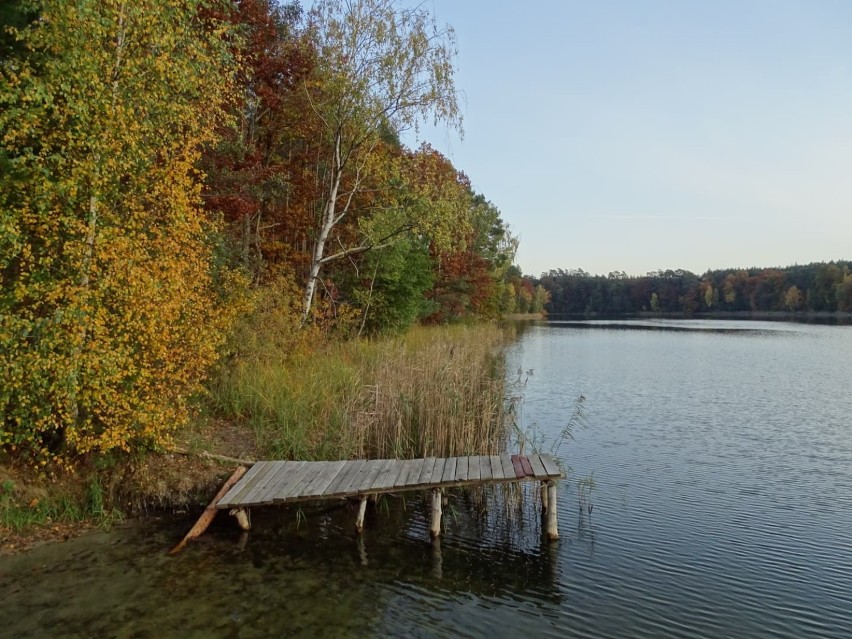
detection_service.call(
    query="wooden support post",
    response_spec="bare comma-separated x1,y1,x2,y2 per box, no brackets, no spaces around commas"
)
430,488,442,538
546,481,559,541
355,496,368,534
431,537,443,579
231,508,251,531
541,480,549,512
441,488,448,507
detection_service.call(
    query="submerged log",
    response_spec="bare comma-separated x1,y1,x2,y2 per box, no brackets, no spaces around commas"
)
168,466,247,555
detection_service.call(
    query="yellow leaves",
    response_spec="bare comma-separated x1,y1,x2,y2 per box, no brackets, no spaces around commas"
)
1,0,245,467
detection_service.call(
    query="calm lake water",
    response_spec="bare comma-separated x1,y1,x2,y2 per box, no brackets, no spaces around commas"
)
2,319,852,638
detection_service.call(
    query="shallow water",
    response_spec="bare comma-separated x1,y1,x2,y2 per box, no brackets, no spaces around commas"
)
2,319,852,638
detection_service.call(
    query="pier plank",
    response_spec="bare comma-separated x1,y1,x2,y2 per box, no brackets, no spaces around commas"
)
528,454,547,478
218,461,266,508
430,458,447,484
468,456,481,481
252,461,295,505
489,455,504,480
416,458,437,486
381,460,407,491
510,455,525,479
324,460,366,496
520,455,534,477
221,461,278,507
455,456,469,481
402,459,425,486
367,459,397,492
281,462,325,499
540,454,562,478
479,455,493,480
267,461,312,500
500,454,515,480
393,460,414,487
441,457,457,483
300,461,347,498
351,459,386,494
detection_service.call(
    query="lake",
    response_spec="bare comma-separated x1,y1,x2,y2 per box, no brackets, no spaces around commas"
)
2,319,851,638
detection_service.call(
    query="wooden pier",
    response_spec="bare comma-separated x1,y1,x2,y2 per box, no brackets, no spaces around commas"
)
214,453,563,541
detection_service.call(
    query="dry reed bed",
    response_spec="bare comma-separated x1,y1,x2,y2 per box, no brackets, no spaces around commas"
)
211,324,511,461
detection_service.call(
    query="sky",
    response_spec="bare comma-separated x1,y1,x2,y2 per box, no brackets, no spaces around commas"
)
403,0,852,278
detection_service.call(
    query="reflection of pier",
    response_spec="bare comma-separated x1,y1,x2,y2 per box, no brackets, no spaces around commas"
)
221,454,562,538
172,454,564,553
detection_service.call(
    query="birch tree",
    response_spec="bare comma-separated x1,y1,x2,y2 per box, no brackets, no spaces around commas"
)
300,0,461,323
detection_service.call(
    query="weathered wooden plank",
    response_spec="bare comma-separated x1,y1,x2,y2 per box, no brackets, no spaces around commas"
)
239,461,289,505
528,453,547,478
299,460,347,498
479,455,493,480
251,461,296,505
324,459,366,496
367,459,397,492
402,459,426,486
266,461,311,500
455,456,469,481
382,459,408,490
218,461,267,508
344,459,381,494
376,458,401,490
468,456,481,481
500,454,515,480
510,455,525,479
489,454,503,480
336,459,374,495
429,458,447,484
520,455,534,477
391,459,412,487
278,461,323,500
416,457,437,485
540,454,562,478
440,457,457,484
221,461,279,507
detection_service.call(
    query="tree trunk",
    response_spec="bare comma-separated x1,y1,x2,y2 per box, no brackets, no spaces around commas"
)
301,135,343,325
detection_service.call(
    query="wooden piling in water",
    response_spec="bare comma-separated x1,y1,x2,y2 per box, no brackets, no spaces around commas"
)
355,496,368,533
546,481,559,541
430,488,442,538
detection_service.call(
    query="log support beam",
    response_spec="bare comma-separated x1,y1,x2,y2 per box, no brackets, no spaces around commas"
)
355,496,368,534
545,481,559,541
430,488,442,538
231,508,251,531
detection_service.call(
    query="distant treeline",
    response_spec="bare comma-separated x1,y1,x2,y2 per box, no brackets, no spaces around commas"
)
538,261,852,315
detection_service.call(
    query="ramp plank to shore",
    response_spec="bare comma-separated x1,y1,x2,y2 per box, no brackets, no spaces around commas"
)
216,453,562,510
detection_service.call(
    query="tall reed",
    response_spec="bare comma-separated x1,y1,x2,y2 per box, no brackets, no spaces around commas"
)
209,324,511,460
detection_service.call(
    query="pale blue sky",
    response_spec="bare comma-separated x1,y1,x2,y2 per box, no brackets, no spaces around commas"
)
406,0,852,277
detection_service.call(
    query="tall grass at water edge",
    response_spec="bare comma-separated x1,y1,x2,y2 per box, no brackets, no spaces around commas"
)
210,324,511,461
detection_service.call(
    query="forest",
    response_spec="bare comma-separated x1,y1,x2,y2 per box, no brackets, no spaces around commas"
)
0,0,549,471
539,261,852,316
